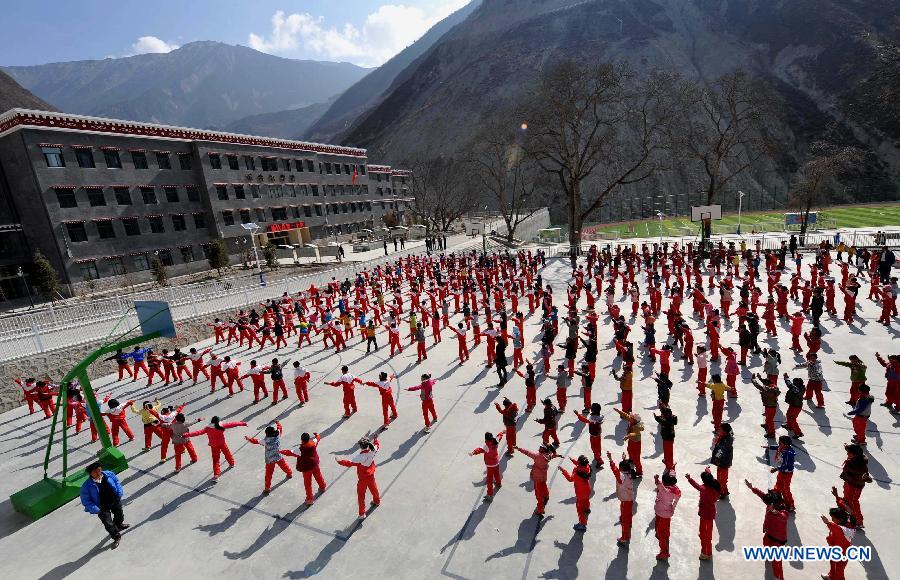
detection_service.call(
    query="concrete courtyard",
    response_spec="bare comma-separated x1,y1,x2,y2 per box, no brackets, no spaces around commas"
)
0,247,896,579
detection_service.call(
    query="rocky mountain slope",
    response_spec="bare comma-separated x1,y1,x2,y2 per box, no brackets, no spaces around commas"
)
339,0,900,201
3,41,368,129
0,69,56,113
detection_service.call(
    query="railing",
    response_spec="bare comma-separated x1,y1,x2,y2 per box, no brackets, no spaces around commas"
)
0,210,551,362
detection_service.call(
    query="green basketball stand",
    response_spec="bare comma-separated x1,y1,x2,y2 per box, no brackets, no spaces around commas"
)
10,301,175,519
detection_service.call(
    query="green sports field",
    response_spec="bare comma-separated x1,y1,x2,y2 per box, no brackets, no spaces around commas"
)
579,204,900,238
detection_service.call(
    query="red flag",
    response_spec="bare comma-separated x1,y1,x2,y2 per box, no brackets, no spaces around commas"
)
352,167,358,185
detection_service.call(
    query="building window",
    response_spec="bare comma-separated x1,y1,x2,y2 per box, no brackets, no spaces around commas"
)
41,146,65,167
221,210,234,226
130,151,148,169
324,162,333,174
239,209,251,224
200,244,212,259
272,207,288,221
141,187,158,204
261,157,278,171
156,249,174,266
255,208,266,222
311,185,319,196
96,220,115,239
193,213,206,229
186,185,200,202
66,222,88,242
163,187,179,203
87,189,106,207
303,205,312,217
251,185,260,198
156,152,171,169
234,185,245,199
133,254,150,271
180,246,195,263
360,165,367,175
171,214,186,231
148,216,165,233
282,158,291,172
227,155,239,170
216,185,228,200
75,148,95,168
314,204,322,216
303,159,312,172
51,188,77,209
122,218,140,236
294,159,304,172
244,155,256,170
114,187,132,205
79,261,100,281
342,203,348,214
335,164,342,175
178,153,192,170
209,153,222,169
108,258,126,276
291,206,300,218
103,150,122,169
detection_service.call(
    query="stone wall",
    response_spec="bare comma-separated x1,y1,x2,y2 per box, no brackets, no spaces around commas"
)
0,315,215,413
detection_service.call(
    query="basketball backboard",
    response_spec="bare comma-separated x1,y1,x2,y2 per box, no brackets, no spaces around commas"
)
691,205,722,222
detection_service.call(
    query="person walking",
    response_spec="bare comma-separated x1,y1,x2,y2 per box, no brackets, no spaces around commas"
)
79,462,129,549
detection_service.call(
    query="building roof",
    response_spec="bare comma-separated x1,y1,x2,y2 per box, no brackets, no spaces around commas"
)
0,108,367,158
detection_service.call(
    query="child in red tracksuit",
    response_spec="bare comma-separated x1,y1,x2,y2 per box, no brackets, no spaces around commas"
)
245,422,293,494
516,443,560,518
516,364,537,412
535,398,561,446
102,399,136,446
326,366,363,418
364,372,399,428
293,362,311,405
184,416,248,480
407,374,438,432
559,455,592,531
653,470,681,560
574,403,604,468
608,452,637,546
745,480,789,580
336,437,381,519
686,468,721,560
614,408,644,476
821,508,855,580
281,432,327,505
495,398,518,457
471,432,505,501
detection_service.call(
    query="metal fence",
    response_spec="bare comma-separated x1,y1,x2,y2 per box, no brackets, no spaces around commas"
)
0,211,545,363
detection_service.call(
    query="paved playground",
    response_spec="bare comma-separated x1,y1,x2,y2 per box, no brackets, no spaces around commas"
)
0,246,896,579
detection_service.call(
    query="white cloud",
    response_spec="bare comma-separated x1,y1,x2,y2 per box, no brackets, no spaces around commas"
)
130,36,179,55
247,1,470,67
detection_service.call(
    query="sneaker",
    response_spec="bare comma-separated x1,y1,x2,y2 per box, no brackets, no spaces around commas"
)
699,553,711,560
573,523,587,532
483,495,493,503
617,538,629,546
118,524,130,530
110,539,120,550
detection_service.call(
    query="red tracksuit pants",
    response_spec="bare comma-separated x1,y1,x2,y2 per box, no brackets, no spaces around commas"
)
763,534,784,578
526,387,536,411
174,441,198,470
663,439,674,470
804,380,824,407
117,365,133,381
421,399,437,427
302,467,327,503
842,483,863,526
621,390,632,412
712,399,725,429
504,426,516,455
619,500,633,540
556,388,567,411
852,415,868,443
143,423,163,448
763,406,776,435
295,379,309,403
485,465,501,496
272,379,287,403
534,480,549,514
699,517,715,556
342,387,358,416
380,393,398,426
717,466,730,495
110,419,134,445
356,476,380,516
627,439,643,474
589,435,603,466
264,459,293,490
774,471,794,509
656,515,671,555
575,495,590,525
211,444,235,477
785,405,803,435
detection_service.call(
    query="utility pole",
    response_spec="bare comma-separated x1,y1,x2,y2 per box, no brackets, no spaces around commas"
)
240,223,265,287
736,190,745,234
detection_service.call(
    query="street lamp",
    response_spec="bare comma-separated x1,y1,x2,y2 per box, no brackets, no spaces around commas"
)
737,190,746,234
17,266,34,308
240,222,266,287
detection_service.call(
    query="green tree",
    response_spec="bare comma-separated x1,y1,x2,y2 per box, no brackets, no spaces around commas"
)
263,242,279,269
207,239,230,276
33,250,61,299
150,256,169,286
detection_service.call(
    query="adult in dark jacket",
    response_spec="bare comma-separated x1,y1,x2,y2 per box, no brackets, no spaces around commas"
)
878,246,896,283
79,462,128,549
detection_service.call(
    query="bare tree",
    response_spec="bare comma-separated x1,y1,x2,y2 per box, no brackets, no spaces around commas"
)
522,61,688,252
467,118,550,242
407,156,475,232
673,71,778,205
790,141,864,241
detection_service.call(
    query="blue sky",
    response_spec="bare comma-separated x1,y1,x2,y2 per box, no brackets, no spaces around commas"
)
0,0,470,67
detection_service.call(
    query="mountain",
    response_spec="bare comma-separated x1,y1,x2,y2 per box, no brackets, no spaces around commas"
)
225,100,333,140
2,41,369,129
0,69,56,113
304,0,481,143
339,0,900,200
